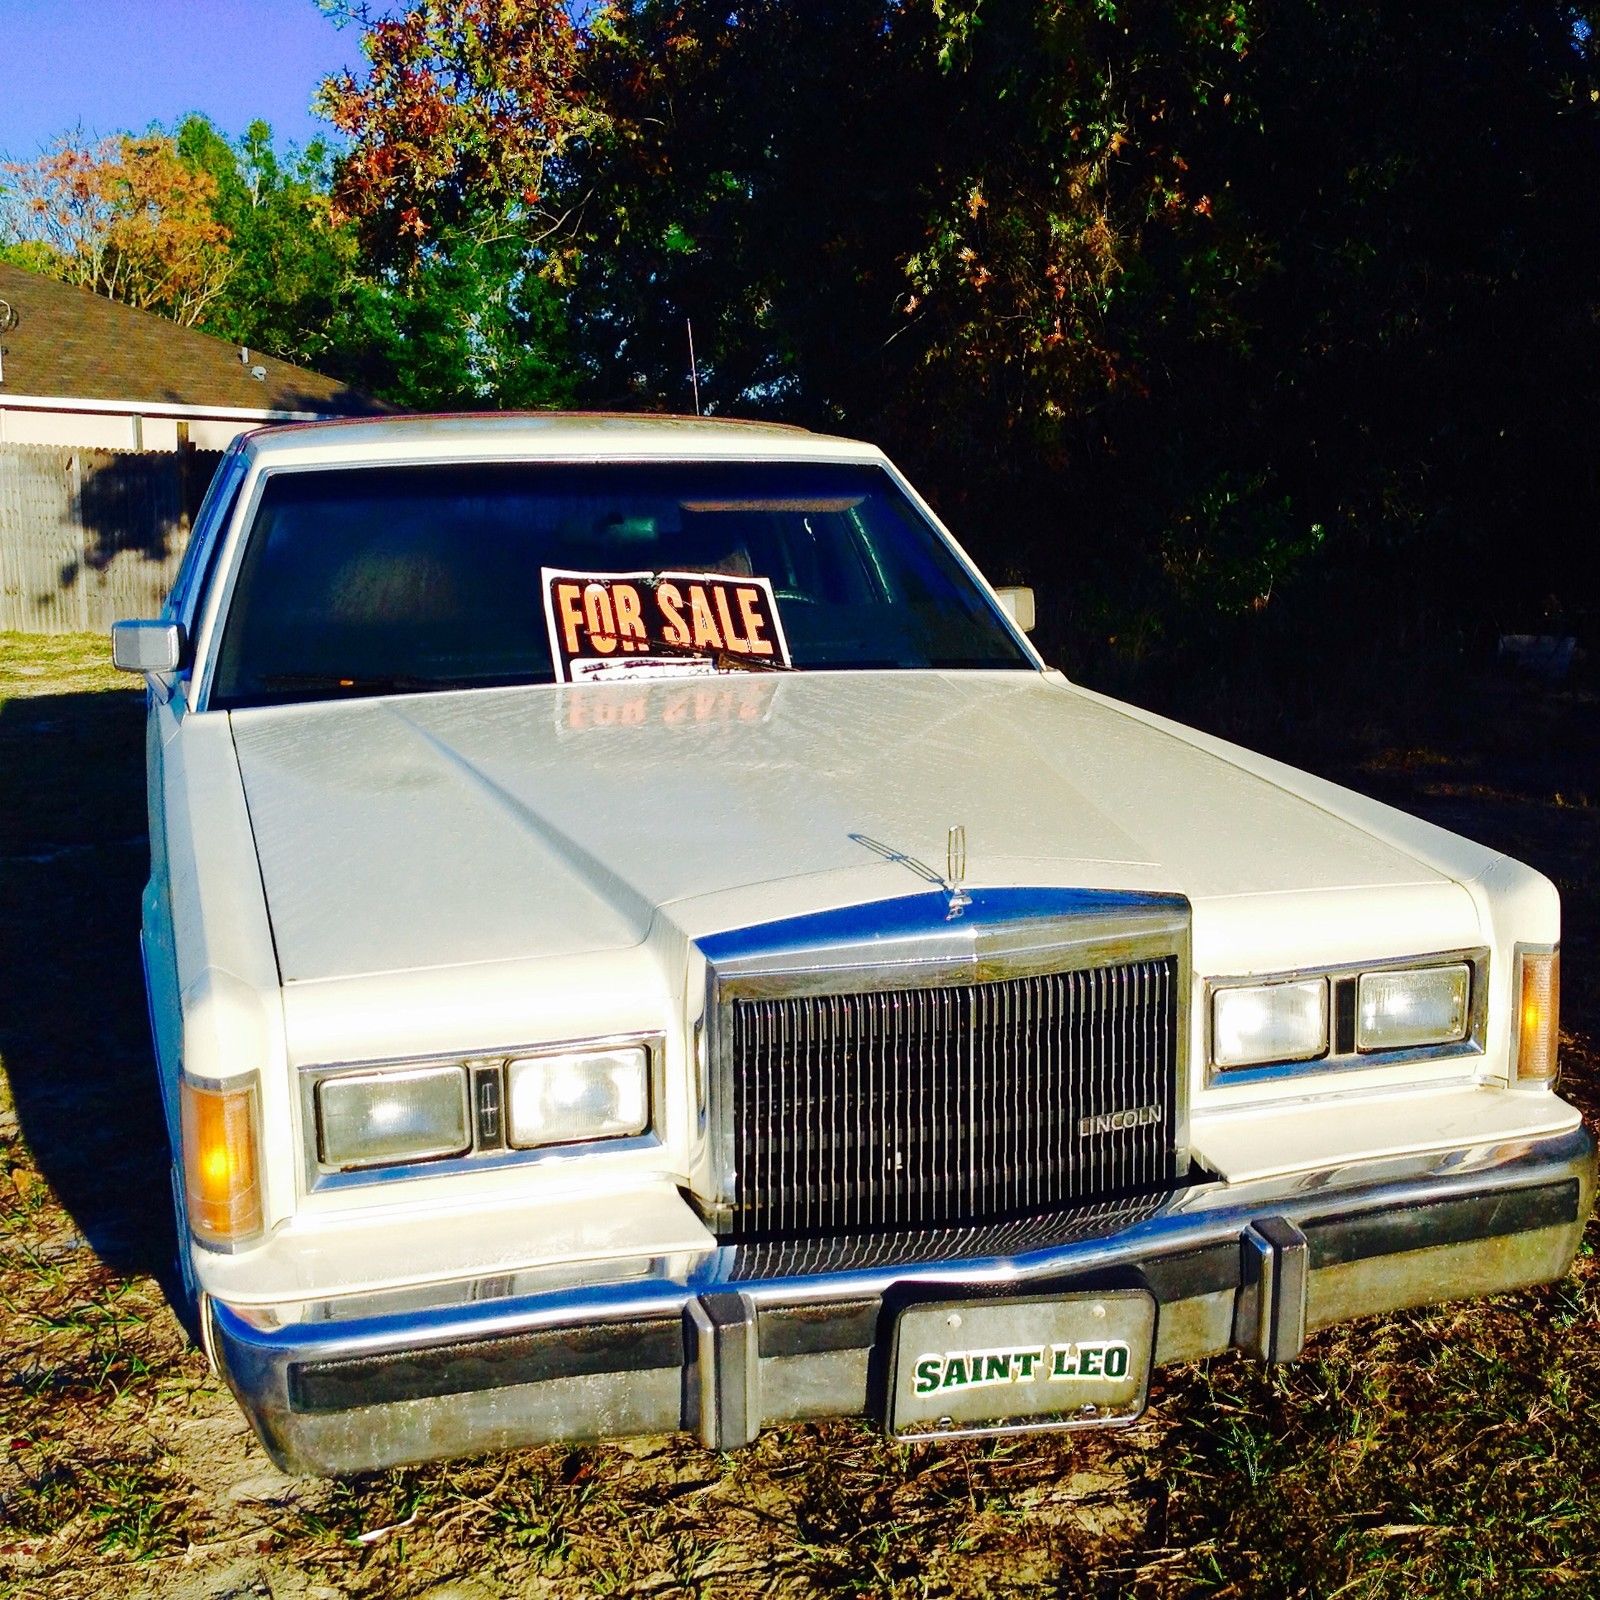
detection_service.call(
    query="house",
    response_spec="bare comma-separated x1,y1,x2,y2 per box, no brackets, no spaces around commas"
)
0,262,376,451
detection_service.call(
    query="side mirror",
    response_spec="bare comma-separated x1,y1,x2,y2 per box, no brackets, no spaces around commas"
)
112,620,185,675
995,585,1036,635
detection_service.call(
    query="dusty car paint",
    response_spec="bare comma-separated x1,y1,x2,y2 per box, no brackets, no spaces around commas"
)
121,414,1592,1472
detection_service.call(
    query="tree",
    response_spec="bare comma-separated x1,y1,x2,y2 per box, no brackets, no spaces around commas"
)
558,0,1271,619
313,0,597,272
562,0,953,413
561,0,1600,662
173,116,361,368
0,131,232,324
306,0,597,407
0,238,65,276
321,233,579,408
307,0,1600,659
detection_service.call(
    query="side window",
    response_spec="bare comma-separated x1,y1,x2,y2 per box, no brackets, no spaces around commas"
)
168,457,246,643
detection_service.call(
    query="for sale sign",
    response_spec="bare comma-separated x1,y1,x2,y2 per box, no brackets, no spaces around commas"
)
541,569,793,682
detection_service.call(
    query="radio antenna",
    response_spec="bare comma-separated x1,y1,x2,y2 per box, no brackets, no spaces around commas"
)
686,317,701,416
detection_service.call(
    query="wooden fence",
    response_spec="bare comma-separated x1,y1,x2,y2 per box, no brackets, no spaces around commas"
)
0,443,223,634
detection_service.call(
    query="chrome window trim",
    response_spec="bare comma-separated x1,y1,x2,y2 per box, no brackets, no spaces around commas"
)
191,452,1044,712
696,891,1193,1232
189,456,269,708
1205,948,1490,1086
296,1032,666,1195
174,460,248,653
165,442,246,636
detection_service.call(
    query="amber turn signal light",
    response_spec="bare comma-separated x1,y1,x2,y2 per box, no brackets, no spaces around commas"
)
1515,949,1561,1087
180,1079,264,1246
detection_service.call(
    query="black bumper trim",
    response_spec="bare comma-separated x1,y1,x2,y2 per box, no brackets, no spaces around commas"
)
282,1176,1586,1416
758,1300,881,1358
288,1314,683,1415
1303,1177,1579,1270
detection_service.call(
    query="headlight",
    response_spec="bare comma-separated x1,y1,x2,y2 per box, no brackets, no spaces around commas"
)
317,1065,472,1170
507,1046,649,1148
1212,979,1328,1069
1356,964,1470,1051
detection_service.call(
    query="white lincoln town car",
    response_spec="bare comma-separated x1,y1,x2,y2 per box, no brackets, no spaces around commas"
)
113,413,1591,1475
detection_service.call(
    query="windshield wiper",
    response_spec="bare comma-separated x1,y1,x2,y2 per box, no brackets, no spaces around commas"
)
259,671,499,695
259,628,793,700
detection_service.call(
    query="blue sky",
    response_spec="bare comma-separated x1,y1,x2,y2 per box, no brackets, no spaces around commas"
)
0,0,362,161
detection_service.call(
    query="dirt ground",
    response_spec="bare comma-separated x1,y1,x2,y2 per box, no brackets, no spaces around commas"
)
1,632,1597,1599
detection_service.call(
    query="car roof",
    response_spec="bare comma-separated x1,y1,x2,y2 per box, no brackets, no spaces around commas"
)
239,410,888,469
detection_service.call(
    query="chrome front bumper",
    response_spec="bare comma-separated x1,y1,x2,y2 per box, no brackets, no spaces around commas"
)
212,1126,1595,1476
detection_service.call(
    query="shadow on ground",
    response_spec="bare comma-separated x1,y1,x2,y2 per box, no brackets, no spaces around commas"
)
1,652,1599,1596
0,687,173,1282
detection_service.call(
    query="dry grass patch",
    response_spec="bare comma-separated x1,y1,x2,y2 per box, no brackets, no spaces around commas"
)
1,635,1597,1598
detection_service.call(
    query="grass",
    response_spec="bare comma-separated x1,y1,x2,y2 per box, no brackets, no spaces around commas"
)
0,632,127,698
0,631,1596,1598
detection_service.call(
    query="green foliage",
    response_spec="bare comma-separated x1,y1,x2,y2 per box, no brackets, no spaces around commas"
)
564,0,954,414
324,235,578,409
552,0,1308,624
173,115,359,369
0,238,68,275
551,0,1600,666
312,0,592,273
14,3,1598,658
166,115,576,410
4,106,579,413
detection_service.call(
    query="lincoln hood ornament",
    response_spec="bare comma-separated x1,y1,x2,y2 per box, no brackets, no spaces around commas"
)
946,824,972,919
849,826,972,919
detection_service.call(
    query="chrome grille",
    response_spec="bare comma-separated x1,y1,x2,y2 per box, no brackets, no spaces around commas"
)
729,1192,1171,1280
725,956,1179,1238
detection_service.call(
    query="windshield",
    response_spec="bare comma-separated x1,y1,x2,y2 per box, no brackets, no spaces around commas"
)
209,460,1031,708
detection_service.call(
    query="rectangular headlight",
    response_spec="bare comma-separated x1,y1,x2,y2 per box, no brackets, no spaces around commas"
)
1356,964,1470,1052
507,1046,649,1148
317,1065,471,1170
1212,979,1328,1069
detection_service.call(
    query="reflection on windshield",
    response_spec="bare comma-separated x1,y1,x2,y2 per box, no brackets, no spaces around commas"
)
210,461,1031,708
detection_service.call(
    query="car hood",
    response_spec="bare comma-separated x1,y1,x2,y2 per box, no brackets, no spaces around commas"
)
229,671,1449,985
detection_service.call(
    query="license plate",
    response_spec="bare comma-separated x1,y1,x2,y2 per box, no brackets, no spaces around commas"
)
887,1288,1156,1440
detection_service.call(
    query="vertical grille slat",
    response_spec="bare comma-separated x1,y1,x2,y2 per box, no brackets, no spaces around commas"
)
726,954,1179,1239
831,996,842,1233
751,1000,765,1231
973,983,987,1216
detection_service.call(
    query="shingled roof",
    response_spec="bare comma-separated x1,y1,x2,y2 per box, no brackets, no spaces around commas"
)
0,262,376,415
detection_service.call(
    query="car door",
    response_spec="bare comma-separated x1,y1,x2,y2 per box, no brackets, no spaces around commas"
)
140,446,249,1149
